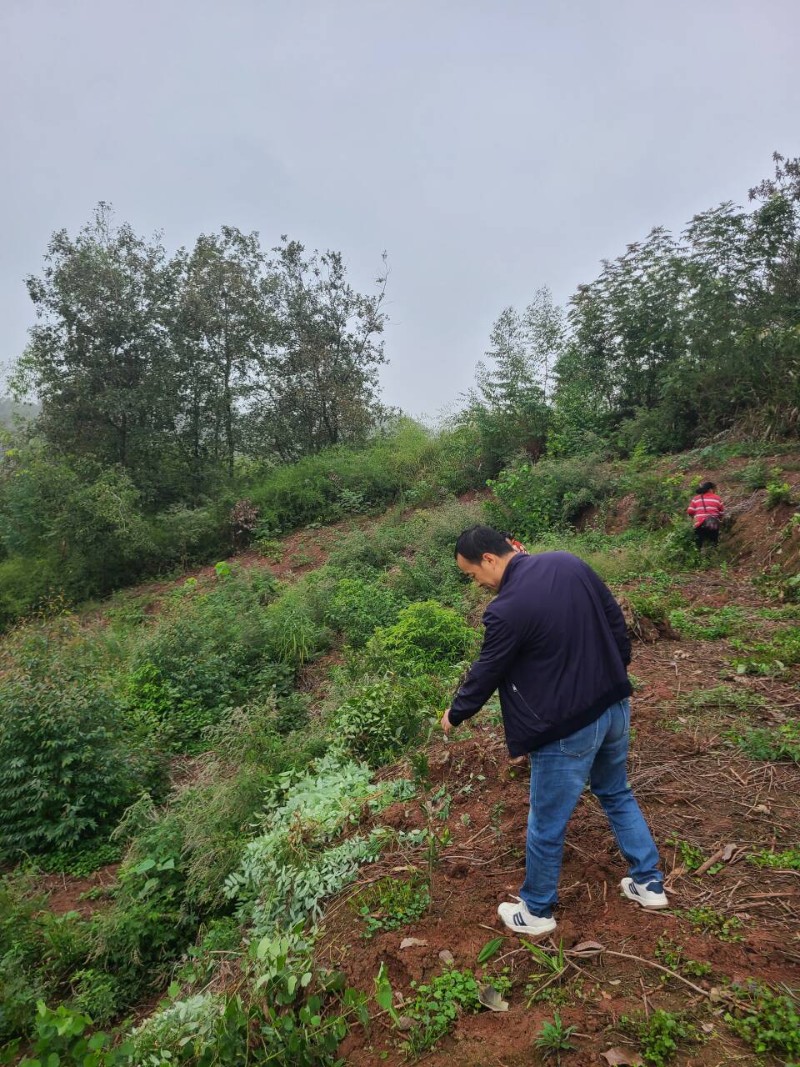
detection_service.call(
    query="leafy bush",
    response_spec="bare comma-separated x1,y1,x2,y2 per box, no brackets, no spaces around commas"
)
486,454,615,541
125,570,280,748
624,1008,698,1066
224,756,386,935
0,672,157,858
0,873,91,1044
17,1001,133,1067
367,600,477,675
325,576,406,648
330,674,447,767
623,471,686,530
91,815,197,1009
0,553,63,629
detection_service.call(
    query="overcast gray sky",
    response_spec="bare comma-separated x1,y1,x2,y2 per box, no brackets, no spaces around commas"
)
1,0,798,418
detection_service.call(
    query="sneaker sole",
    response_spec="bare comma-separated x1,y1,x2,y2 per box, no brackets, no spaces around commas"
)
620,881,669,910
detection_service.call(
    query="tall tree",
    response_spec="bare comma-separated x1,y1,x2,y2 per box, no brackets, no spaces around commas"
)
250,240,388,460
172,228,271,492
14,204,180,499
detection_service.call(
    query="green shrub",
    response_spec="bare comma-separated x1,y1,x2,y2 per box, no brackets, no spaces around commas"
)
17,1001,133,1067
126,571,281,748
623,472,686,530
367,600,477,675
331,673,447,767
91,815,197,1009
739,460,768,491
325,576,406,648
0,553,63,629
0,872,92,1044
624,1008,698,1066
0,672,157,859
486,454,615,541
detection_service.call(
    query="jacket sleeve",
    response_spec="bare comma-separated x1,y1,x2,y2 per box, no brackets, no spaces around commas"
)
686,498,696,516
449,611,522,726
590,572,631,667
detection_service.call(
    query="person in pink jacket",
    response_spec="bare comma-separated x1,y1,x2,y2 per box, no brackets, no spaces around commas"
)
687,480,724,551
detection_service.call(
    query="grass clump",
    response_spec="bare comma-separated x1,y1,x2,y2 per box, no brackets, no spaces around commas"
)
534,1012,578,1062
355,874,430,937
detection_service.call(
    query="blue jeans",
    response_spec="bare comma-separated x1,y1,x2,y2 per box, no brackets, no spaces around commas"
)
519,699,662,918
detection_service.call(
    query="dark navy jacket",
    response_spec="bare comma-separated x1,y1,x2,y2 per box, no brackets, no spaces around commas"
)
449,551,632,757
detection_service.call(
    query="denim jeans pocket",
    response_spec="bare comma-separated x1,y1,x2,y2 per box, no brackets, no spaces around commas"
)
558,718,599,758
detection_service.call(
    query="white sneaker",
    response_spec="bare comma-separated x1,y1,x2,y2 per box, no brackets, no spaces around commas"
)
620,877,669,910
497,897,557,938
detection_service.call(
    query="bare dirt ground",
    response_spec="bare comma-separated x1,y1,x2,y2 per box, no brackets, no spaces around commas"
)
316,560,800,1067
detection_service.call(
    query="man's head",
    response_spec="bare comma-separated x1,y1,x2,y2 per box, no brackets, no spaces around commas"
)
454,524,515,590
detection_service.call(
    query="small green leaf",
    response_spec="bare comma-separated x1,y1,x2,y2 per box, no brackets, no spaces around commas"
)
476,937,504,964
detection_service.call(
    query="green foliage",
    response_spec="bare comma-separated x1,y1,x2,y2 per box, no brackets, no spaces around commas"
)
668,604,747,640
355,874,430,937
534,1012,578,1060
624,1008,698,1066
729,624,800,676
738,459,768,490
367,600,477,675
748,847,800,870
680,906,743,942
401,968,482,1056
223,756,386,935
125,570,281,749
0,873,91,1045
622,471,686,530
325,576,406,648
724,981,800,1059
678,684,765,716
727,720,800,763
0,670,156,859
765,473,793,508
666,836,705,872
654,938,712,978
17,1001,133,1067
38,840,122,879
486,454,614,541
330,672,453,768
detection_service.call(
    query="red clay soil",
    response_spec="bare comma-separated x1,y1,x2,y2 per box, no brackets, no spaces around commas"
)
316,563,800,1067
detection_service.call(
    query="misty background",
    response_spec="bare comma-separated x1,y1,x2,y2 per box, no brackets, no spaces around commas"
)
1,0,798,416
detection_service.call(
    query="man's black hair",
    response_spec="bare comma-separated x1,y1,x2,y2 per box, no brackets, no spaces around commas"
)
455,524,515,563
697,480,716,494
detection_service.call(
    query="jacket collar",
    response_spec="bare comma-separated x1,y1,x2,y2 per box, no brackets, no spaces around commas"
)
498,551,526,592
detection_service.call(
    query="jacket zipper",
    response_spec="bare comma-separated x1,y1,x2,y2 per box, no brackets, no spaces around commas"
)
510,682,541,719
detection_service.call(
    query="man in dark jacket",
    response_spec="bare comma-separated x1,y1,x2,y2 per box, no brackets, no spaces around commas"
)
442,525,666,938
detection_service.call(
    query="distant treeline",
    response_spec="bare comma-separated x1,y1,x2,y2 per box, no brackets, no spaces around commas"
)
0,152,798,621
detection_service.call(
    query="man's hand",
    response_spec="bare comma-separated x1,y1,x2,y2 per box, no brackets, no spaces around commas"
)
441,708,454,736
